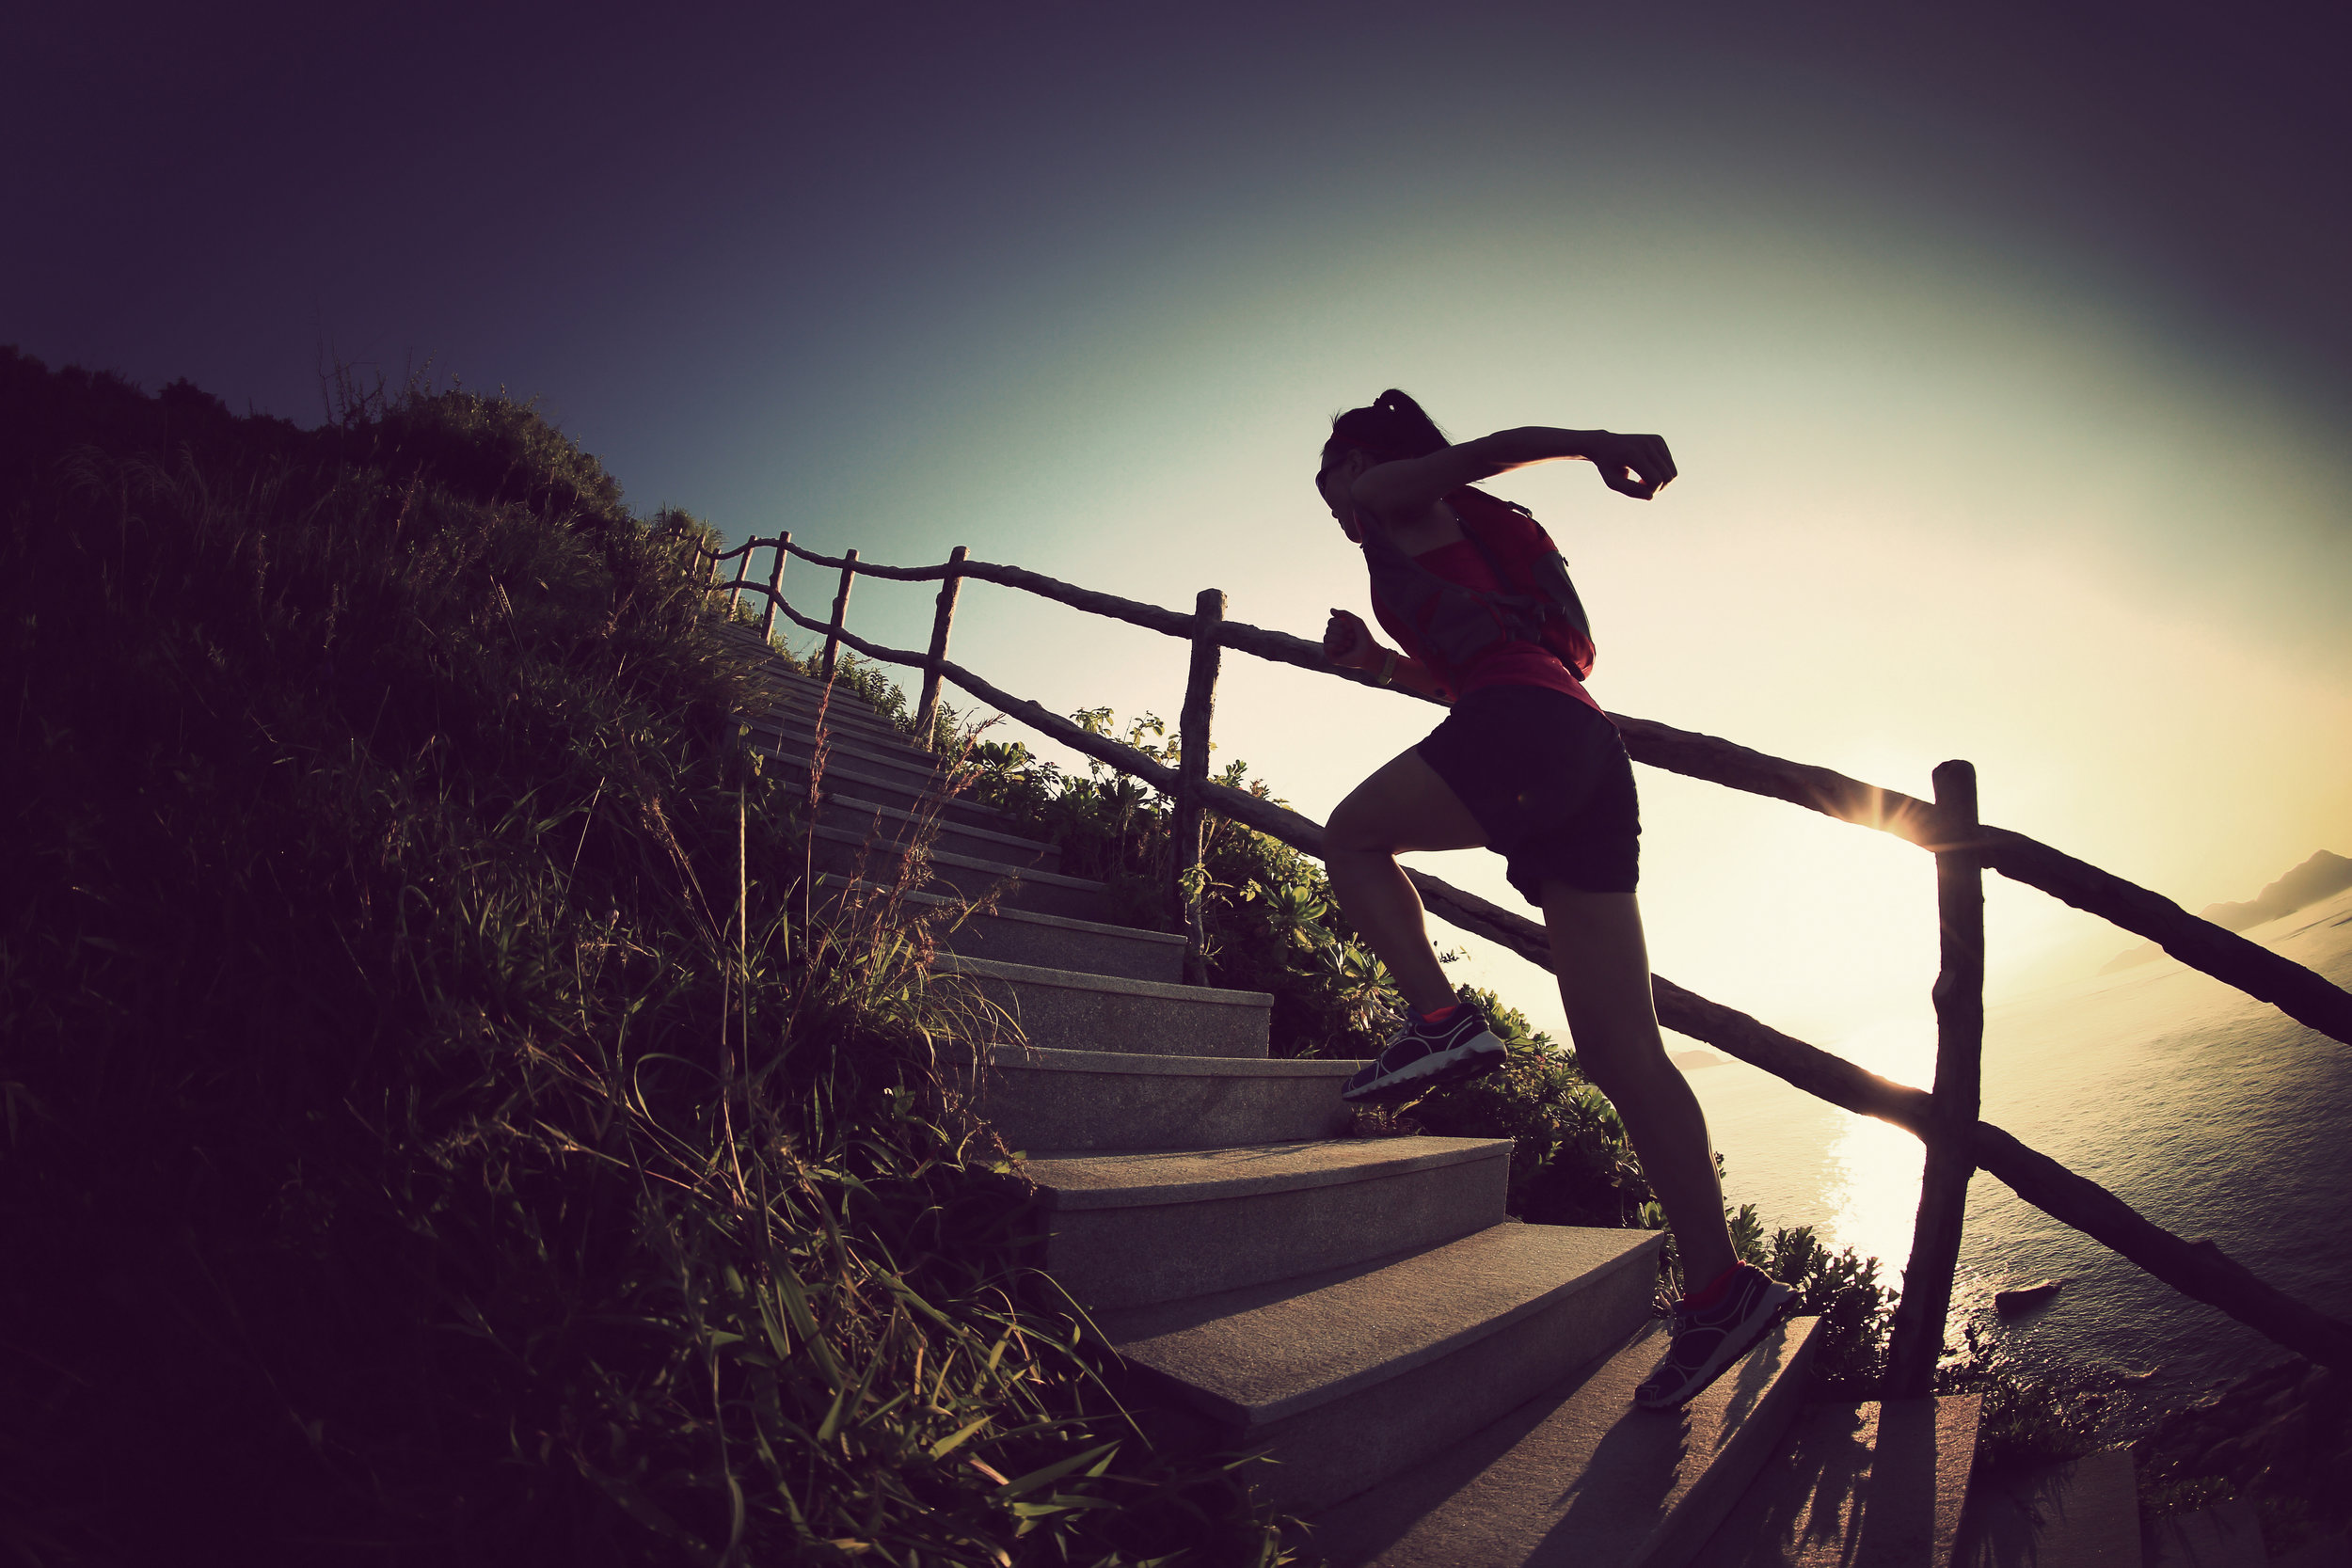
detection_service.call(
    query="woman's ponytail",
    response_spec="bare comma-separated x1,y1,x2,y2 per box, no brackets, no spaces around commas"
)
1325,388,1449,466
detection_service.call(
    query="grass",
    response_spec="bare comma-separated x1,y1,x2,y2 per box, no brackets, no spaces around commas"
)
0,350,1293,1565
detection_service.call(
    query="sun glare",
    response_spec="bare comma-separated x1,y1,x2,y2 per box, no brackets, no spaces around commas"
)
1639,779,1945,1041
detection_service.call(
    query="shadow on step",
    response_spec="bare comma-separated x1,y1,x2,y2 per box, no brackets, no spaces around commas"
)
1301,1314,1819,1566
1952,1447,2141,1568
1693,1394,1983,1568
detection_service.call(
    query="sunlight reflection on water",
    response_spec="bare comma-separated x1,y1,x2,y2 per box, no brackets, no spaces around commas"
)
1686,888,2352,1418
1813,1018,1933,1284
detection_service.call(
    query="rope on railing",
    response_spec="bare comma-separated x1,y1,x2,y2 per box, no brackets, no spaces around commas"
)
743,587,2352,1371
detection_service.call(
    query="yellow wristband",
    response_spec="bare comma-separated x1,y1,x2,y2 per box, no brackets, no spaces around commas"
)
1375,649,1398,687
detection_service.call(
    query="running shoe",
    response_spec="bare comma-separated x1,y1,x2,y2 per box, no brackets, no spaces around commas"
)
1339,1003,1508,1104
1633,1262,1795,1410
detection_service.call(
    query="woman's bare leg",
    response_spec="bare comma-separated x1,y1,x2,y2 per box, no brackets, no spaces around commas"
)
1326,756,1737,1287
1540,882,1738,1291
1324,750,1486,1017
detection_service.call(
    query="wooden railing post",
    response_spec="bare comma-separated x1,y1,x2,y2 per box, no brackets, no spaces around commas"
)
820,548,858,682
1887,759,1986,1397
757,532,788,641
914,546,966,750
1172,589,1224,985
726,541,753,615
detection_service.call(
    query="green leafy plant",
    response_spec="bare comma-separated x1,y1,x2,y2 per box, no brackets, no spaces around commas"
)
1755,1224,1899,1393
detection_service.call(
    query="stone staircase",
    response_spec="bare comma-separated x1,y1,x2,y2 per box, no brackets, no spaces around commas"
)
712,621,2130,1567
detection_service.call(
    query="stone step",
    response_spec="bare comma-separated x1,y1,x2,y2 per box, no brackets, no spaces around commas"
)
1692,1394,1982,1567
822,878,1184,983
1305,1313,1820,1567
1953,1446,2139,1568
747,654,923,708
754,723,944,790
743,695,1053,838
945,954,1271,1058
806,825,1108,921
1022,1136,1511,1310
1100,1221,1664,1516
712,640,924,741
982,1044,1359,1148
739,682,930,748
756,747,1019,834
792,789,1062,878
707,622,793,660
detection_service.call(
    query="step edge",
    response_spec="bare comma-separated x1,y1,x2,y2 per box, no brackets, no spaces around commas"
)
793,788,1056,855
1127,1226,1667,1429
985,1044,1362,1078
755,755,1020,822
945,953,1273,1008
757,727,938,765
754,731,942,777
734,674,914,721
821,878,1184,944
746,709,930,754
749,740,938,785
807,826,1108,891
1025,1135,1514,1211
749,711,937,753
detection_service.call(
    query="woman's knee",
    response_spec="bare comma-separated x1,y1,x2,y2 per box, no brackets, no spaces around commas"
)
1325,788,1399,856
1565,1024,1669,1099
1326,751,1485,858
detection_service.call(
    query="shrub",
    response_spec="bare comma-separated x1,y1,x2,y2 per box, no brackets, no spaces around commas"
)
1936,1323,2132,1471
1756,1224,1899,1392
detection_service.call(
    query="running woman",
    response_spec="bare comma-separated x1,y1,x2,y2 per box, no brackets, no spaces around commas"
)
1312,388,1790,1410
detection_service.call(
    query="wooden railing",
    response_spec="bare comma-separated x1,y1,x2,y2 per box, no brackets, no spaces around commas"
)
697,531,2352,1391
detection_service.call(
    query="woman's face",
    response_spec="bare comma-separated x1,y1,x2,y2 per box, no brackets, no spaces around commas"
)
1315,447,1370,541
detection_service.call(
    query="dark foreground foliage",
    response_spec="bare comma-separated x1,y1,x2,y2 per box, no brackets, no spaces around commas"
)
0,350,1290,1566
2130,1354,2352,1558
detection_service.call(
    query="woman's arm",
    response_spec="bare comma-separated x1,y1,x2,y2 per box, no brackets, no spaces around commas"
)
1350,426,1677,518
1323,609,1453,702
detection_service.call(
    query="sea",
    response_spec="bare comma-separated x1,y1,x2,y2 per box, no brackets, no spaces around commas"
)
1684,882,2352,1419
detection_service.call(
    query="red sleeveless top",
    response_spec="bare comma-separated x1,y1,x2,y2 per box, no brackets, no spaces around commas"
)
1363,492,1603,715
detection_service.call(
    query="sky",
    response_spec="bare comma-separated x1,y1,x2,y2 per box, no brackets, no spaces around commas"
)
10,0,2349,1054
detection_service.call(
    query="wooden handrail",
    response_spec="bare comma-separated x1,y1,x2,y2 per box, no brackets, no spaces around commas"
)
743,588,2352,1370
706,541,2352,1049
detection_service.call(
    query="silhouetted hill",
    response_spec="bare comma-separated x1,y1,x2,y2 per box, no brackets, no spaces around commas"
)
2101,850,2352,973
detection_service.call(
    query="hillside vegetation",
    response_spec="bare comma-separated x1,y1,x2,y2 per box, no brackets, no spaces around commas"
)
0,352,1287,1565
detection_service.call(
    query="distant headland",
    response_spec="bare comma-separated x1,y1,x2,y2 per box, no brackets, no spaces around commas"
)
2102,850,2352,974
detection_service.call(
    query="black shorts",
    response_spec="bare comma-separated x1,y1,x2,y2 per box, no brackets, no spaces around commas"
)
1415,684,1640,902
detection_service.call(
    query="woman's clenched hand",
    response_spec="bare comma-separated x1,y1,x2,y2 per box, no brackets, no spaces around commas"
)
1324,608,1377,670
1584,432,1677,499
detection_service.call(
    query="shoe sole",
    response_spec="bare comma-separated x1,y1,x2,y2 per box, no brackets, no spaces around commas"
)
1632,1280,1795,1411
1340,1031,1508,1105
